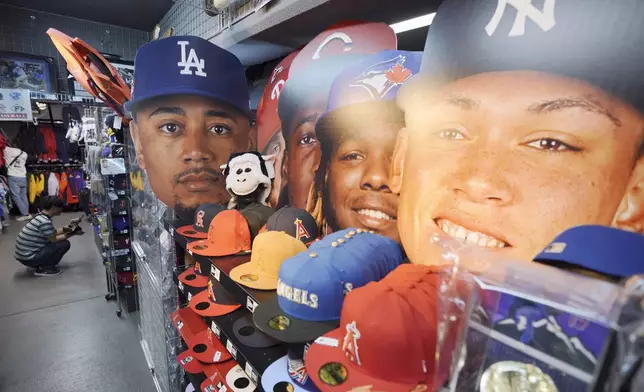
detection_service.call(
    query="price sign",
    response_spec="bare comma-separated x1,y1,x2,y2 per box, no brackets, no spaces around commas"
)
178,281,184,292
169,227,174,237
245,362,258,383
187,292,192,301
211,321,221,338
246,296,258,313
211,267,221,281
225,340,237,359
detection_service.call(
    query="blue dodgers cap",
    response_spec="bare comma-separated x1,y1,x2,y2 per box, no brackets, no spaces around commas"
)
252,228,404,343
124,36,251,117
534,225,644,278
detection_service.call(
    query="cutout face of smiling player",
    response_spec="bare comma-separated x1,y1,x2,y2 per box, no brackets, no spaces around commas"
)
392,71,644,264
130,95,253,210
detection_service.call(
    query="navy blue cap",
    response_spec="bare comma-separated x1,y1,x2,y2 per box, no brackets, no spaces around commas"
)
407,0,644,113
125,36,251,117
534,225,644,278
252,228,404,343
266,207,319,244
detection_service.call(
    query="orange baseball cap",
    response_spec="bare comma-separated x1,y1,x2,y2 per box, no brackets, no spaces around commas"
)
187,209,251,257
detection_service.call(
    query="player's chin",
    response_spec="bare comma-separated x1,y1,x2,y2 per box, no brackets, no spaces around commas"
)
175,186,229,207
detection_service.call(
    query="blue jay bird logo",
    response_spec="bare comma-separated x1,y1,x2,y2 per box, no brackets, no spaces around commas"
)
348,55,412,99
10,91,21,100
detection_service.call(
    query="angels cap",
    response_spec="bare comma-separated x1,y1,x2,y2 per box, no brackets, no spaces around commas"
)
187,209,251,257
177,203,225,239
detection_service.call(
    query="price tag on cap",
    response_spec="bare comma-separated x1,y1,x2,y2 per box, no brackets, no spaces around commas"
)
177,320,184,330
315,336,339,347
211,321,221,338
226,340,237,359
245,362,258,383
213,351,222,362
246,296,258,313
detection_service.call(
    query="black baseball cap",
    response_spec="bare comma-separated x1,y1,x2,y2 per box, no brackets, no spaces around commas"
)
240,202,275,240
232,313,281,349
178,259,211,288
400,0,644,114
177,203,225,239
262,207,319,245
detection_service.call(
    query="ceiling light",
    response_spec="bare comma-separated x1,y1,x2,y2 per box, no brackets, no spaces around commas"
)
390,13,436,34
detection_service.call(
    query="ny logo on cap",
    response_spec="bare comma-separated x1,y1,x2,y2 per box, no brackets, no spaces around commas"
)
177,41,207,77
485,0,556,37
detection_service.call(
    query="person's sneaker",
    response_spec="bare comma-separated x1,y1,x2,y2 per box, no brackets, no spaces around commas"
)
16,215,32,222
33,267,62,276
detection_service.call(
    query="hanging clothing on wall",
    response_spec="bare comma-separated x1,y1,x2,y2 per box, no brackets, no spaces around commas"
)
58,171,68,198
38,126,58,161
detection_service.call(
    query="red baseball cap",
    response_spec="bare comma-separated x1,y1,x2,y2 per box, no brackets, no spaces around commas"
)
305,279,432,391
171,307,207,344
177,203,226,239
191,328,233,364
187,209,252,257
188,280,241,317
177,350,206,375
257,51,299,152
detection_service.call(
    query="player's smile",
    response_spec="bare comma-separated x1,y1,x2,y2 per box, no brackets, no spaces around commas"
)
434,218,509,249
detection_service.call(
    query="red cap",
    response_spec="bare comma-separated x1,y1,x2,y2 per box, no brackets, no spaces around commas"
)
190,328,233,364
257,51,299,152
178,267,208,288
188,280,241,317
305,279,431,391
188,210,251,257
289,22,397,74
177,350,206,375
171,307,207,346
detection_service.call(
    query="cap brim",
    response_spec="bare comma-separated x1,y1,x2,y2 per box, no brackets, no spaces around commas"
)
201,361,256,392
177,350,206,375
187,238,250,257
188,288,241,317
252,294,338,344
262,355,319,392
177,225,208,239
178,267,208,288
124,87,252,119
305,328,421,392
232,313,281,349
190,329,232,364
229,262,279,290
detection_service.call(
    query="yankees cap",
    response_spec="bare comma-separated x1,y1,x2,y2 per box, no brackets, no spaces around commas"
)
252,228,404,343
401,0,644,114
316,50,422,136
124,36,252,118
177,203,225,239
534,225,644,278
265,207,319,245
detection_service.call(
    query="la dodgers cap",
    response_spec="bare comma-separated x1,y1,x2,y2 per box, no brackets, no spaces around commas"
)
253,229,404,343
239,203,275,240
400,0,644,114
230,231,308,290
316,50,422,135
189,280,241,317
177,203,225,239
232,313,281,349
178,259,210,288
534,225,644,278
187,209,251,257
124,36,252,118
305,271,444,391
265,207,319,245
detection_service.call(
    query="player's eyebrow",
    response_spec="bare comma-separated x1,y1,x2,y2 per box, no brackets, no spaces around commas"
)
293,113,319,132
204,110,234,121
442,94,480,111
528,96,622,127
148,106,184,118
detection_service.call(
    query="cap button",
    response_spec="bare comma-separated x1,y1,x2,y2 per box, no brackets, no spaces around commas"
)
309,252,317,258
331,241,338,247
357,229,363,233
337,238,345,244
349,230,356,236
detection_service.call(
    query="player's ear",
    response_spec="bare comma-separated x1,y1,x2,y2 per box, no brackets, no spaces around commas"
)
129,121,145,170
390,127,408,195
248,122,257,151
613,157,644,233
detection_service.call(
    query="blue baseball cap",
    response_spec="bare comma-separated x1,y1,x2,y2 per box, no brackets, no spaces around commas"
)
252,228,404,343
534,225,644,278
124,36,251,118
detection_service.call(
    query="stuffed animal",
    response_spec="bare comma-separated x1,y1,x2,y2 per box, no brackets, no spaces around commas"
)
221,152,274,209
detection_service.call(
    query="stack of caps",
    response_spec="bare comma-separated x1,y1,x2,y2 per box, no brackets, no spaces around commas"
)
177,203,226,239
304,264,466,392
172,308,257,391
254,228,405,391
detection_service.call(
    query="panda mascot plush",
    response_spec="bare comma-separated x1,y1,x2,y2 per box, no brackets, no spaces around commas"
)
221,152,273,210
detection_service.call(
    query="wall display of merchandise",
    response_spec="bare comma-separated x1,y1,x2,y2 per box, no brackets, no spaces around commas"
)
123,0,644,390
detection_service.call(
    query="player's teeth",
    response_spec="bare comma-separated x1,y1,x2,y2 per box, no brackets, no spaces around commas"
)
357,209,393,221
436,219,507,249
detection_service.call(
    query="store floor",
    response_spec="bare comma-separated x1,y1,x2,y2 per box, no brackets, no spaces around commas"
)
0,212,156,392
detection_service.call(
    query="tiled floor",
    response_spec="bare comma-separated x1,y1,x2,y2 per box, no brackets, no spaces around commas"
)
0,213,156,392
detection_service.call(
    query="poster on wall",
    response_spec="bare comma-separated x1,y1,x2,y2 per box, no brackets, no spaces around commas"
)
0,52,58,93
0,88,33,122
110,62,134,90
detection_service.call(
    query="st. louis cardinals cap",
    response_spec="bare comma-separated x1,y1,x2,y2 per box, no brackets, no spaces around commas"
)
264,206,319,245
317,50,422,135
177,203,225,239
534,225,644,278
187,209,251,257
125,36,252,118
230,230,308,290
189,280,241,317
252,229,404,343
400,0,644,114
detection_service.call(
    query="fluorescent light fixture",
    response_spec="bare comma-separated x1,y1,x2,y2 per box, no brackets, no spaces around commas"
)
390,12,436,34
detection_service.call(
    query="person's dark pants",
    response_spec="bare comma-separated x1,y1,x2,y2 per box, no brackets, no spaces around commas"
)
19,240,71,269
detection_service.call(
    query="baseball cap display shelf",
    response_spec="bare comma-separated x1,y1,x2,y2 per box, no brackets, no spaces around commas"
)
166,218,288,389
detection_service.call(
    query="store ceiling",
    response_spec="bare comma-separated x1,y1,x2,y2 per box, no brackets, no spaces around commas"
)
0,0,174,30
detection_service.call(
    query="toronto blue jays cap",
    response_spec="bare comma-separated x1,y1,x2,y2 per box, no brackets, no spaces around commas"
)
252,228,404,343
265,207,319,245
400,0,644,114
534,225,644,278
124,36,252,117
316,50,422,134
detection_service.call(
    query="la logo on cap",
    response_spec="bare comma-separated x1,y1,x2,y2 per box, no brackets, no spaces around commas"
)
342,321,362,365
177,40,207,77
195,210,205,228
294,218,311,241
485,0,557,37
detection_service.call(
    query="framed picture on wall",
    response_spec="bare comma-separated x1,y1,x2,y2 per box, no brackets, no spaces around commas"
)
0,51,58,93
109,60,134,90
